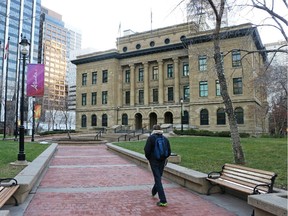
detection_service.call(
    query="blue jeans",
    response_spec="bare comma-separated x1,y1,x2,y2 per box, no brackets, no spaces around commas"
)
150,159,167,203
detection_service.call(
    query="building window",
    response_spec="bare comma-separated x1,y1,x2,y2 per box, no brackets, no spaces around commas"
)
217,108,226,125
123,47,127,52
102,70,108,83
199,81,208,97
92,72,97,84
153,89,158,103
102,91,108,104
183,63,189,76
82,93,87,106
81,115,87,128
125,91,130,105
232,50,241,67
136,43,141,49
233,77,243,94
183,86,190,101
167,64,173,78
138,68,144,82
82,73,87,86
91,92,97,105
164,38,170,44
235,107,244,124
122,114,128,125
102,114,108,127
198,55,207,71
150,41,155,47
91,114,97,126
216,80,221,96
139,90,144,104
125,70,130,83
200,109,209,125
152,66,158,80
168,87,174,102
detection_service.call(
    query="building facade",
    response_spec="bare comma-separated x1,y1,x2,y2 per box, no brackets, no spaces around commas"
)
72,22,268,134
0,0,41,123
38,7,81,131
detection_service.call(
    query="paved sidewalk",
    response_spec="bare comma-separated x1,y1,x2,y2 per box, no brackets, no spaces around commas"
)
7,145,252,216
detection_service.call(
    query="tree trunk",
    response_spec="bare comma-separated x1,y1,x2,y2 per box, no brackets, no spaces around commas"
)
210,0,245,164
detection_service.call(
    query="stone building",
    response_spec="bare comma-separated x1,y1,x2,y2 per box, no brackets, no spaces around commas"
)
72,22,268,134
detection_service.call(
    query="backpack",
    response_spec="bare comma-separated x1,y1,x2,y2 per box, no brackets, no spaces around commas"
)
153,135,169,161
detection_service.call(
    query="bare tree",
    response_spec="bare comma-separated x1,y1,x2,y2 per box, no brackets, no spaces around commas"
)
249,0,288,42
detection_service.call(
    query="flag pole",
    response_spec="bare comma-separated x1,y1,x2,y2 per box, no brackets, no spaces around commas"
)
3,37,10,140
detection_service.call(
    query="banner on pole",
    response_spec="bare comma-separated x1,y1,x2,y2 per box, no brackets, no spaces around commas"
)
27,64,44,97
34,104,41,121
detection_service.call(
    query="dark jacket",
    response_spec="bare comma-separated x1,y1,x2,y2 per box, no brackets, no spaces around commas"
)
144,130,171,161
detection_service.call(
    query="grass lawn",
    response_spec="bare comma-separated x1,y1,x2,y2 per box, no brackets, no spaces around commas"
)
115,136,287,190
0,139,50,178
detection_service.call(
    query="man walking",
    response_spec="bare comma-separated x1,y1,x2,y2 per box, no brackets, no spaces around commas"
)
144,124,171,207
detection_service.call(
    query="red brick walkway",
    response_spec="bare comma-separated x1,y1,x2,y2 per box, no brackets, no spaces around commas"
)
24,145,236,216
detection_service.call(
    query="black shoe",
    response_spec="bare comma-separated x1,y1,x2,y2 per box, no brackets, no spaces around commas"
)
157,201,167,207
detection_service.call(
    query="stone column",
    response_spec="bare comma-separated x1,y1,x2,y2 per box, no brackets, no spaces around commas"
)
117,66,123,106
144,62,149,105
130,64,135,106
158,60,164,104
174,57,180,103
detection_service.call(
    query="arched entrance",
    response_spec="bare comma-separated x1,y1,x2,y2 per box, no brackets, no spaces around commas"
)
164,112,173,124
135,113,142,130
183,110,189,124
149,112,157,129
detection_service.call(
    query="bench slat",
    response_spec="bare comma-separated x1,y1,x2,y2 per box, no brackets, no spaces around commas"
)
0,185,19,208
219,176,270,192
222,171,273,184
224,164,276,176
223,167,275,180
207,178,268,194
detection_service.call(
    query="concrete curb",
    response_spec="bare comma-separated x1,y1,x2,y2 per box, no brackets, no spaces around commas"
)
12,143,58,204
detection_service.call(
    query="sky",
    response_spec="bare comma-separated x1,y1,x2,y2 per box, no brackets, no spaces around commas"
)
41,0,287,51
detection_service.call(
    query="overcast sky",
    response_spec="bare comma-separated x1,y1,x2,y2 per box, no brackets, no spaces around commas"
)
41,0,287,51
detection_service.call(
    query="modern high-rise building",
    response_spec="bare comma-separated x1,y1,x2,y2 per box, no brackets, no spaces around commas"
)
38,6,82,130
38,7,67,112
72,22,268,134
187,0,228,31
0,0,41,130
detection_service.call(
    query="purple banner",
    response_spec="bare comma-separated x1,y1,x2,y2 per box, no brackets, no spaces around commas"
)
27,64,44,97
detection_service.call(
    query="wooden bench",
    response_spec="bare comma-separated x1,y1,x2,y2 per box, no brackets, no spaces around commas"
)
206,163,277,195
0,178,19,208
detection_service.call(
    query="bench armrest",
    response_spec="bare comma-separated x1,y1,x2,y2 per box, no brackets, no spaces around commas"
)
253,184,272,194
0,178,18,186
207,171,221,179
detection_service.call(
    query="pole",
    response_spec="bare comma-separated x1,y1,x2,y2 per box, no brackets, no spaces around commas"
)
31,97,35,142
181,98,183,134
3,37,9,140
18,52,26,161
14,57,21,141
3,56,8,139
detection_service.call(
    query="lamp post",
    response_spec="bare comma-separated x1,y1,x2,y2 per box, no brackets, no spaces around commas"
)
31,97,35,142
18,36,30,161
116,106,120,125
180,98,183,134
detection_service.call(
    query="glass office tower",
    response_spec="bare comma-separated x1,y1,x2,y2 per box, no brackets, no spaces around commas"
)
0,0,40,126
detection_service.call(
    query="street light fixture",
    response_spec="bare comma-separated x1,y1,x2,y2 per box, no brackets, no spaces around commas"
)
18,36,30,161
180,98,183,134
